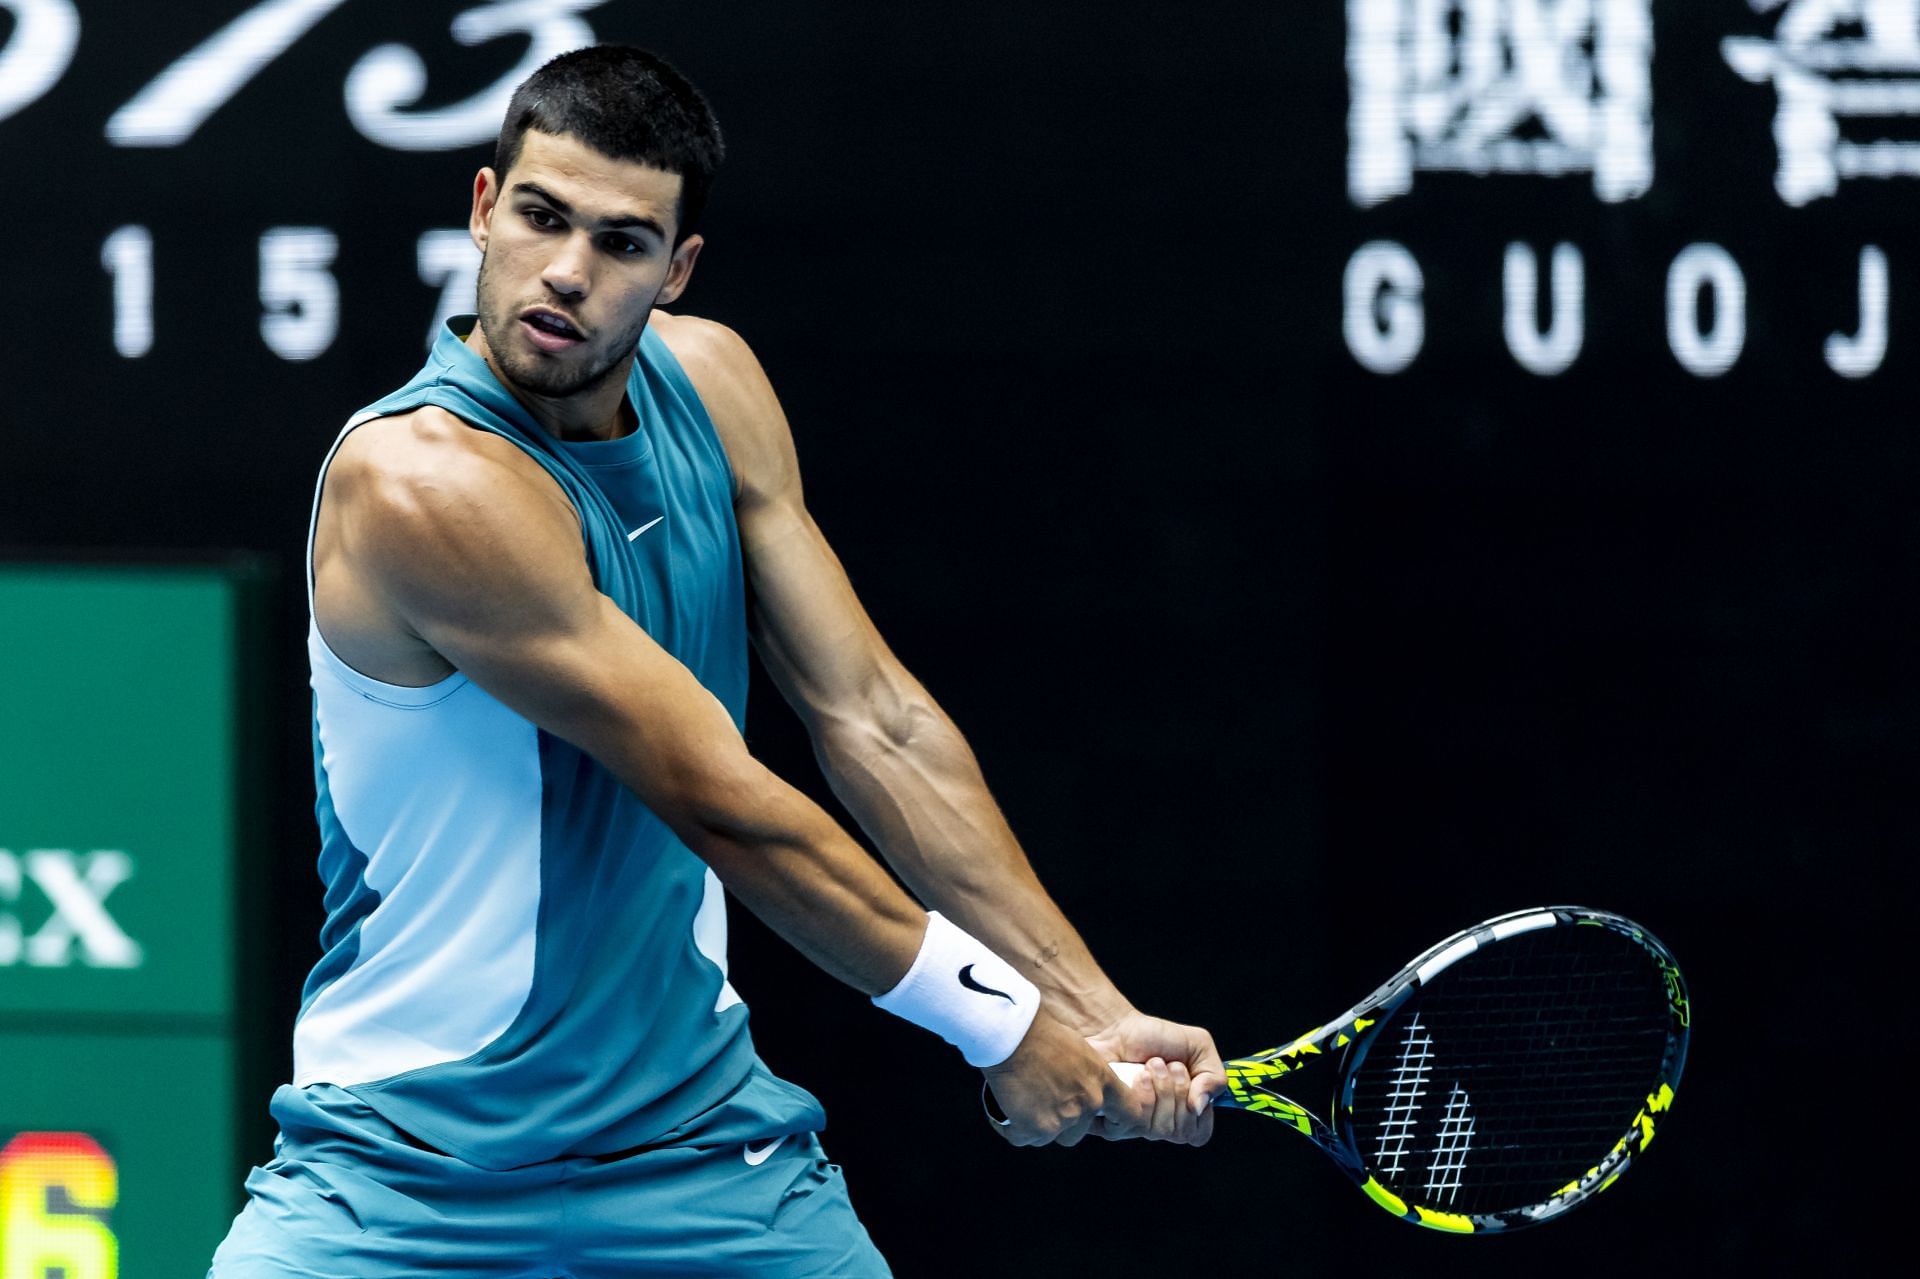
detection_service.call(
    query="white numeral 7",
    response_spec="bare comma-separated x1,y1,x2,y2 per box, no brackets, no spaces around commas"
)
108,0,350,146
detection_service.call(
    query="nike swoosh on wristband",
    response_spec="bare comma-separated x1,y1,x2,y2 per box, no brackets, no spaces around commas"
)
627,516,664,541
958,964,1016,1003
743,1135,788,1166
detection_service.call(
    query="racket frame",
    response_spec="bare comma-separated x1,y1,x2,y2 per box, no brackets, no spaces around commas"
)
1216,905,1689,1234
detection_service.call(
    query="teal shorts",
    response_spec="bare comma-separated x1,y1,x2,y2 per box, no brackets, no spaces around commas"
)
209,1065,890,1278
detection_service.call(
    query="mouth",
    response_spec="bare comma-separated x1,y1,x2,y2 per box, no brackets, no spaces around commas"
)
519,308,586,352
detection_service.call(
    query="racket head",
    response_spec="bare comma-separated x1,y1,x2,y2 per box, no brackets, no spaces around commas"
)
1324,906,1689,1233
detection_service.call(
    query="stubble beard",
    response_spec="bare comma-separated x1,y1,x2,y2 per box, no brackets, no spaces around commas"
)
473,250,649,399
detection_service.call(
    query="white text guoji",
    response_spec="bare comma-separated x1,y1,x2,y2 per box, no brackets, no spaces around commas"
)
1344,241,1891,380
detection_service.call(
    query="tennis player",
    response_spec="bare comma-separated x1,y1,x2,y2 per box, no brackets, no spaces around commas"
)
210,45,1223,1277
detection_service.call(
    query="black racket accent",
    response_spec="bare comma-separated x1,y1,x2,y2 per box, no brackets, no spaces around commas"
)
1342,920,1680,1221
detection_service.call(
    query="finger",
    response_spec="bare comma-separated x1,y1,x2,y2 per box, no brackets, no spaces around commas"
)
1190,1034,1227,1078
1054,1112,1095,1148
1169,1059,1194,1144
1192,1102,1215,1147
984,1089,1041,1148
1145,1057,1174,1141
1189,1069,1226,1118
1159,1058,1185,1142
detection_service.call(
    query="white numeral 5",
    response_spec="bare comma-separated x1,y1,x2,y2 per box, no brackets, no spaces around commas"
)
261,227,340,361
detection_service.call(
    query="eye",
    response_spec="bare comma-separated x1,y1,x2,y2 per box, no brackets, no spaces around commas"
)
604,235,645,257
524,207,560,230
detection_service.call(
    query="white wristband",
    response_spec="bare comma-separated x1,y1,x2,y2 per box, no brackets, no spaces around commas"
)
872,912,1041,1067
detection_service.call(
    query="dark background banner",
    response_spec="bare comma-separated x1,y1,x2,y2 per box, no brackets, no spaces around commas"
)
0,1,1903,1271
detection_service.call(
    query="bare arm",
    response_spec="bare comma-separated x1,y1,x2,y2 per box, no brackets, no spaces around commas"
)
657,319,1135,1033
317,410,1144,1144
658,315,1223,1135
321,413,930,994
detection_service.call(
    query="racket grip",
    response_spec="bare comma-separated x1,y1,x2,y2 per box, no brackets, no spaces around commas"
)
985,1062,1201,1125
1104,1060,1220,1115
1095,1061,1150,1118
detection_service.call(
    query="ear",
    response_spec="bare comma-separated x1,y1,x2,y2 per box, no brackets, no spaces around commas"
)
470,167,500,252
657,234,705,307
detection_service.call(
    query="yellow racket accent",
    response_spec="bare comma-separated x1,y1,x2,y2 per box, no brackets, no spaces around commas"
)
1362,1177,1407,1216
1414,1206,1475,1233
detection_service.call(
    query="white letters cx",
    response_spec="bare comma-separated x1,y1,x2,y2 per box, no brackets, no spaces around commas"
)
0,849,143,969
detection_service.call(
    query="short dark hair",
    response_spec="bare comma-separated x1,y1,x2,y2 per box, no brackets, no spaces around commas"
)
493,46,725,244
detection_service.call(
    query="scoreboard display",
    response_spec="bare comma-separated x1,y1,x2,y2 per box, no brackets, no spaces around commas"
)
0,564,264,1277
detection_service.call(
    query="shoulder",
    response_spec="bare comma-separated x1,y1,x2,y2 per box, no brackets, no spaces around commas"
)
649,309,759,397
649,310,795,504
326,407,580,583
332,408,569,519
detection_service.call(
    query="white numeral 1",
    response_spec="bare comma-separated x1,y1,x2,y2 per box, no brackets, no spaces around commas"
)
101,225,153,358
260,227,340,361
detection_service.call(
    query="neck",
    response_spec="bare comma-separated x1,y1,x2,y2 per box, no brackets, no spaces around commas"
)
463,321,636,443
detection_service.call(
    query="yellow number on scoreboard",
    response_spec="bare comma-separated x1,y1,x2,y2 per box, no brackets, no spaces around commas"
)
0,1133,120,1279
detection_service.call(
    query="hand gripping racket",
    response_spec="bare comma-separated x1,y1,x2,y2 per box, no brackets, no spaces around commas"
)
1114,906,1689,1234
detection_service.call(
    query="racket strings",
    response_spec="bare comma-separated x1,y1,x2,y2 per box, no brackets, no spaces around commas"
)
1346,928,1675,1215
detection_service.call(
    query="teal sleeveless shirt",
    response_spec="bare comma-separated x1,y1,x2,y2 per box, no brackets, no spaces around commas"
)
295,317,788,1170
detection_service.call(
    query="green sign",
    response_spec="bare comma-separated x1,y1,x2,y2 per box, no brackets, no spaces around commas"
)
0,562,265,1277
1,1032,237,1276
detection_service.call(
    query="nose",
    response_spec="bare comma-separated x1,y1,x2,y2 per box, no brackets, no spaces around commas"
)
541,230,593,298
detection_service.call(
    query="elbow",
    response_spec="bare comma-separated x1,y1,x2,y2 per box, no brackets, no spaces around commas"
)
877,697,938,752
821,690,938,766
657,747,799,860
635,738,757,835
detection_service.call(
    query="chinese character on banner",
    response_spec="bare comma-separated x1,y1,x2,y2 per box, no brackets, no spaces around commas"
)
1724,0,1920,205
1347,0,1655,207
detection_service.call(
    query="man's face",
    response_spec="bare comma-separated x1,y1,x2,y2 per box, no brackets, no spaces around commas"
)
469,130,702,398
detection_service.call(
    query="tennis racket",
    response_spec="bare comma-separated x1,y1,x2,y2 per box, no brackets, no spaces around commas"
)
1115,905,1689,1234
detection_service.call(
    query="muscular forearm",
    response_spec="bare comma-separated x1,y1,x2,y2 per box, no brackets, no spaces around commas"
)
812,702,1133,1033
677,762,929,996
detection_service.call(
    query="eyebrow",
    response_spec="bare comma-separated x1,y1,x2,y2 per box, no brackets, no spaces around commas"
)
511,181,665,241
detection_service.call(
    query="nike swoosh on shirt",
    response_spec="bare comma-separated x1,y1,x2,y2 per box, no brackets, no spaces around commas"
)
958,964,1016,1004
627,516,664,541
743,1135,788,1166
